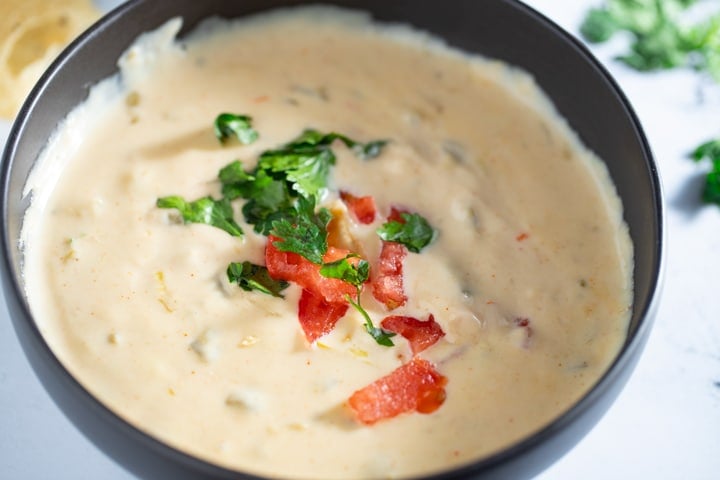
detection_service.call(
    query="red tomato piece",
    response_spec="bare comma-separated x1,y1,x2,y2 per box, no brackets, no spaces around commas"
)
371,241,407,310
348,358,448,425
298,288,349,343
340,191,377,224
265,235,356,303
387,206,409,223
380,314,445,355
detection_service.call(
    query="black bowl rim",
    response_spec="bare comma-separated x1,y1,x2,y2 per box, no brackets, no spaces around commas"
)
0,0,664,479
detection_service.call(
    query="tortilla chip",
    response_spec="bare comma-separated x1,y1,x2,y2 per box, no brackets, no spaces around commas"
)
0,0,100,118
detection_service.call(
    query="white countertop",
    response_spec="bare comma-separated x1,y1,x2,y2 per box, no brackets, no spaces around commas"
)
1,1,719,479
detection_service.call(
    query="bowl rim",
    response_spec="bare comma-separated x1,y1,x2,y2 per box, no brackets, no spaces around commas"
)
0,0,665,478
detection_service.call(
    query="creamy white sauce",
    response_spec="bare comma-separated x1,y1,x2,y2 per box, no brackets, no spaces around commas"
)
22,8,633,480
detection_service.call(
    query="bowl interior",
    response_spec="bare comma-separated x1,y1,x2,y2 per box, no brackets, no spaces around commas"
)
1,1,662,479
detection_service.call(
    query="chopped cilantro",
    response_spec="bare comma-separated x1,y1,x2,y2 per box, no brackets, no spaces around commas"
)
227,261,288,297
217,129,385,233
363,323,397,347
580,0,720,81
258,144,335,199
581,7,620,43
320,255,370,287
690,138,720,205
270,196,332,264
691,139,720,161
219,162,293,234
158,120,402,347
320,255,395,347
581,4,720,205
214,113,259,145
258,129,387,199
243,201,293,236
377,212,436,253
285,130,387,159
156,195,243,236
258,129,387,197
218,160,256,199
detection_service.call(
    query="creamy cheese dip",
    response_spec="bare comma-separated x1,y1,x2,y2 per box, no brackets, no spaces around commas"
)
22,7,633,480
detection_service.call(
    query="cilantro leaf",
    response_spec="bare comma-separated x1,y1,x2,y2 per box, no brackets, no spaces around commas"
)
258,129,388,199
270,196,332,264
343,292,396,347
580,0,720,80
377,212,436,253
320,255,394,346
243,201,294,236
364,323,397,347
286,129,332,146
227,261,288,297
157,195,243,236
617,19,689,71
291,130,388,160
689,139,720,205
320,255,370,287
703,162,720,205
259,146,335,199
691,139,720,162
581,7,620,43
214,113,259,145
215,129,387,234
218,160,255,199
218,161,294,233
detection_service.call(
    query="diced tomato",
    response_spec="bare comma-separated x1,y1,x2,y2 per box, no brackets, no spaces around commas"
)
340,191,376,224
298,288,349,343
265,235,356,303
324,245,350,263
387,206,410,223
371,241,407,310
380,314,445,355
348,358,447,425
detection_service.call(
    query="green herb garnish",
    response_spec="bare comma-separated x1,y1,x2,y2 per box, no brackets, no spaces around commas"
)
270,196,332,264
356,300,396,347
320,254,370,287
218,160,257,198
283,130,387,160
158,119,400,346
218,129,385,234
580,0,720,80
214,113,259,145
258,143,335,200
320,255,396,347
690,138,720,205
377,212,436,253
227,261,288,297
581,3,720,206
156,195,243,236
219,162,294,234
257,130,386,199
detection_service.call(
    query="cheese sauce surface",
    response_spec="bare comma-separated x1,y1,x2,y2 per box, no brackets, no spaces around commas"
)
22,8,633,480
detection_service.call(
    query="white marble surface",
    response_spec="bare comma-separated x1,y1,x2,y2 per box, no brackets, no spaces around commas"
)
1,1,719,479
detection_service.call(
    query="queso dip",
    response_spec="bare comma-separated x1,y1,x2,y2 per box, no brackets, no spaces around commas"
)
22,8,633,479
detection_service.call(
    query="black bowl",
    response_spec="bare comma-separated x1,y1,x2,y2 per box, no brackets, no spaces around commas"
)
0,0,663,479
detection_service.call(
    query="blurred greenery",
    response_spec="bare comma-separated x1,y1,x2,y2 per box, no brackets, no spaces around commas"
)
581,1,720,207
581,0,720,81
